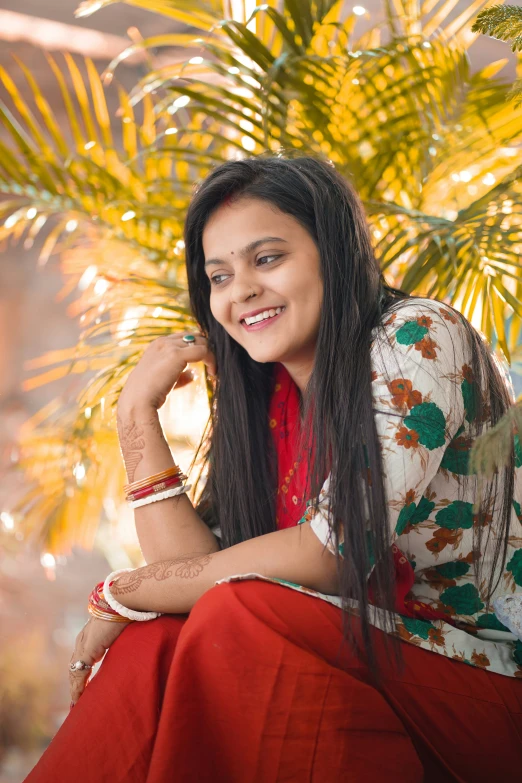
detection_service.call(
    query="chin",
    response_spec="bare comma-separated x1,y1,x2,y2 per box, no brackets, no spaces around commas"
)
243,345,285,364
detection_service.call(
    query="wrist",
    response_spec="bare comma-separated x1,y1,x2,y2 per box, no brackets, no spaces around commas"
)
117,397,158,418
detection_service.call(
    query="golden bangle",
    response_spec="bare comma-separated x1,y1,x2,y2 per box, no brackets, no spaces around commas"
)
124,474,188,502
87,604,133,623
124,465,180,486
123,466,181,493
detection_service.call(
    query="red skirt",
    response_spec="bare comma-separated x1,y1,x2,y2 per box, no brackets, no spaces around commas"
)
25,580,522,782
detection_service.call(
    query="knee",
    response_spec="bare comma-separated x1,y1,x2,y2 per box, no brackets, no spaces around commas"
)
188,579,272,629
187,578,291,637
109,613,186,654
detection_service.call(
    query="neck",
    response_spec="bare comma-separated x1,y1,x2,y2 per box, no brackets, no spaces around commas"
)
280,360,312,396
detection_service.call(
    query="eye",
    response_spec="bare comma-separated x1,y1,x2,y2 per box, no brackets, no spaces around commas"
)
209,255,282,285
256,254,281,267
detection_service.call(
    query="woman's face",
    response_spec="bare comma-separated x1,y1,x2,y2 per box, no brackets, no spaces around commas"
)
202,197,323,390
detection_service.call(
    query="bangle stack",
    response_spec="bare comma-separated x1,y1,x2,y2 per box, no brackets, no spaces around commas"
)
87,571,163,624
87,581,134,623
103,569,163,622
87,469,186,625
124,466,192,510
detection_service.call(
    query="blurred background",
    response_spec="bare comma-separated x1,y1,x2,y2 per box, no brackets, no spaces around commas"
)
0,1,521,779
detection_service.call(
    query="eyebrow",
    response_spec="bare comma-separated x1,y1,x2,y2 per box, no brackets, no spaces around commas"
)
204,236,288,268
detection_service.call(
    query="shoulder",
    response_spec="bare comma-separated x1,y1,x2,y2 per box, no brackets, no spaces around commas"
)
371,297,471,371
373,297,466,338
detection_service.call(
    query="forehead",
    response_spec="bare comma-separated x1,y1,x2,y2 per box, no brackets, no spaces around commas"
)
202,199,301,255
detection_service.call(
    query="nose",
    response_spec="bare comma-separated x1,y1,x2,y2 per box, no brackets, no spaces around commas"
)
229,273,260,305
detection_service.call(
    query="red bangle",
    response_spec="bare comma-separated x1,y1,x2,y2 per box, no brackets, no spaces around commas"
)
126,474,186,502
88,582,121,616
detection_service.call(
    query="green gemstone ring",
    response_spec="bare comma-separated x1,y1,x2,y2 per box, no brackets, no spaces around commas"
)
182,334,196,343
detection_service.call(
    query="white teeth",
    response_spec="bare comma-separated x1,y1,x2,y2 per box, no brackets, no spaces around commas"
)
244,306,284,325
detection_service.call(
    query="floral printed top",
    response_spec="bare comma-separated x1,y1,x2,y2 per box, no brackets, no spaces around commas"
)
215,299,522,678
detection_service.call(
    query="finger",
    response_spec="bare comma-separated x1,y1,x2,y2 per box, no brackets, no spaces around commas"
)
69,662,94,705
69,623,95,705
172,334,217,377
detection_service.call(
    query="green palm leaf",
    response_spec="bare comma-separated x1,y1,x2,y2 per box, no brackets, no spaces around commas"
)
1,0,521,550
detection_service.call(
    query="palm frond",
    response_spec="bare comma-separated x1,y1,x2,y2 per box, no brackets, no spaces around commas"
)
75,0,224,29
2,0,522,551
472,4,522,51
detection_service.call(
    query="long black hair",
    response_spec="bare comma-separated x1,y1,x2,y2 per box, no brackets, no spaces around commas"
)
183,154,515,677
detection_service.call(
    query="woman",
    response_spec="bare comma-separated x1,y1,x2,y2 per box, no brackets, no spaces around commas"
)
25,155,522,782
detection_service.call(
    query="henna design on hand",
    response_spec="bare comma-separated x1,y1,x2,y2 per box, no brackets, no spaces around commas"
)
111,554,212,596
147,414,164,438
117,414,145,483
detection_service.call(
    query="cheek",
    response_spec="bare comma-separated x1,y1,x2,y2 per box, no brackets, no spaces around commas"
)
209,296,229,327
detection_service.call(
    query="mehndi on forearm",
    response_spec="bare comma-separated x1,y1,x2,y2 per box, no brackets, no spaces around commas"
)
116,402,220,564
110,551,216,614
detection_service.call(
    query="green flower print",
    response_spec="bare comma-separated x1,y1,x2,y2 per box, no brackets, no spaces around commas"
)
274,578,301,588
514,640,522,667
476,613,511,633
515,434,522,469
401,617,435,640
514,499,522,522
461,379,478,424
404,402,446,450
506,549,522,587
440,583,485,615
395,495,435,536
435,561,470,579
436,501,474,530
440,446,469,475
395,320,429,345
440,425,471,475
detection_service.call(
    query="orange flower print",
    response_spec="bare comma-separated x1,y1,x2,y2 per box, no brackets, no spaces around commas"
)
471,651,490,669
425,527,461,554
439,308,458,324
269,418,277,428
472,511,493,528
404,489,416,506
417,315,433,329
462,364,474,384
385,312,397,327
371,370,378,382
428,627,445,646
480,402,491,423
415,336,438,360
388,379,422,409
424,567,456,590
395,426,419,449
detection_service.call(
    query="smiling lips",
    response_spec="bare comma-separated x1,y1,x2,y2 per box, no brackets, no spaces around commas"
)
240,306,286,331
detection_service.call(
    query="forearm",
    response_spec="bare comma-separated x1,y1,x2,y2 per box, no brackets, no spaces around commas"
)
110,521,340,614
116,400,220,564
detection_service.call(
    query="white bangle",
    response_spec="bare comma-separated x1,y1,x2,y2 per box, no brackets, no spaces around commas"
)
103,569,163,622
128,484,192,509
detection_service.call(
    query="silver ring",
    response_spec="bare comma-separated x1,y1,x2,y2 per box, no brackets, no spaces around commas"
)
69,660,92,672
182,334,196,343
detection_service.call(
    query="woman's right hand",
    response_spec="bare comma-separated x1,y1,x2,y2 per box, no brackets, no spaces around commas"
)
118,332,217,412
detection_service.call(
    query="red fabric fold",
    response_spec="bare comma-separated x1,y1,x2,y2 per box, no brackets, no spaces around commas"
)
25,580,522,783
